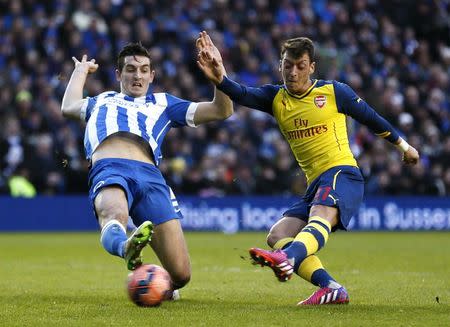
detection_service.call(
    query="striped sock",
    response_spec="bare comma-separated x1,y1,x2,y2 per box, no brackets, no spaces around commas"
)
100,220,127,258
284,216,331,271
298,255,338,288
272,237,294,250
272,236,338,289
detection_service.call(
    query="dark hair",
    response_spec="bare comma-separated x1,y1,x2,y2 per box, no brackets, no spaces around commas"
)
117,42,151,71
281,37,315,61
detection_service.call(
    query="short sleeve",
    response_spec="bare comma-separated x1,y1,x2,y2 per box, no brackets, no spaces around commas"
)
165,93,197,127
185,102,199,127
81,96,98,121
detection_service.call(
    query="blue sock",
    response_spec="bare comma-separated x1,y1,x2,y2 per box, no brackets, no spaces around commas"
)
100,220,127,258
311,269,337,288
284,242,308,271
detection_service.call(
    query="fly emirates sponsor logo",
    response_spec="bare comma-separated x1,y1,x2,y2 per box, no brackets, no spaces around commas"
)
287,118,328,140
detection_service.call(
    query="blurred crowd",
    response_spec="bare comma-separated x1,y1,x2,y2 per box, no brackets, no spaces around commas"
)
0,0,449,197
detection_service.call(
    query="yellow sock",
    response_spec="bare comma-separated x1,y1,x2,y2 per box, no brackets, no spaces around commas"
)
272,237,294,250
292,216,331,255
297,255,337,288
297,255,323,281
284,216,331,270
273,235,337,288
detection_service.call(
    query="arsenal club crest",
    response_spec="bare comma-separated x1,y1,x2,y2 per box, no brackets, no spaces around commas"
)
314,95,326,108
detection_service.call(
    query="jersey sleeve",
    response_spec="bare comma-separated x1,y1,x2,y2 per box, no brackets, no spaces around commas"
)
217,76,280,114
333,81,400,143
165,93,198,127
81,96,99,122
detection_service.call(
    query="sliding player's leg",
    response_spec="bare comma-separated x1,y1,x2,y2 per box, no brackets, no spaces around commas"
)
89,160,153,270
131,175,190,296
150,219,191,296
95,185,152,271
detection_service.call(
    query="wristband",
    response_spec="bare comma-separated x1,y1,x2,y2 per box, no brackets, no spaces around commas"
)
396,138,410,152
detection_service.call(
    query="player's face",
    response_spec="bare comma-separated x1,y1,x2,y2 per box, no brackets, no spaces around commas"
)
116,55,155,97
280,52,315,94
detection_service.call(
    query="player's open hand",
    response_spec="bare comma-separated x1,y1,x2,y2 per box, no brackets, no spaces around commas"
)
72,55,99,74
402,145,419,165
196,31,223,64
196,31,225,85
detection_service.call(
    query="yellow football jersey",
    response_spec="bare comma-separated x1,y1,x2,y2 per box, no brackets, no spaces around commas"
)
218,77,400,185
272,80,357,183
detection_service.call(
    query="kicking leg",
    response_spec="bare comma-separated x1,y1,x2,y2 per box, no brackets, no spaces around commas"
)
268,216,338,288
266,216,305,249
283,205,337,272
250,216,305,281
282,206,347,305
251,211,347,304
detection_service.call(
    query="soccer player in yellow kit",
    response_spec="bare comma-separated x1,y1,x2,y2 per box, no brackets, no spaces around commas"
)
196,31,420,305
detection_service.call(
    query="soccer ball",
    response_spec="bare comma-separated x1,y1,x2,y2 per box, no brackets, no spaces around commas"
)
127,264,172,307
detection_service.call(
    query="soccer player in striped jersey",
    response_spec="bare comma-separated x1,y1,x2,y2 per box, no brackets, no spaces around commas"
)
196,31,419,305
61,42,232,296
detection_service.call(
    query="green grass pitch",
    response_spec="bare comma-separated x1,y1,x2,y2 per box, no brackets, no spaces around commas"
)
0,231,449,326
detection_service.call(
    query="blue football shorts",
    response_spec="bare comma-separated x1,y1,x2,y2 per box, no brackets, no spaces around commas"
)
283,165,364,231
88,158,182,226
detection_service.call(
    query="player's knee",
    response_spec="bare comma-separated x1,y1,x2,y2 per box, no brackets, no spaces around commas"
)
266,232,278,248
95,203,128,227
98,212,128,228
171,270,191,289
95,191,128,227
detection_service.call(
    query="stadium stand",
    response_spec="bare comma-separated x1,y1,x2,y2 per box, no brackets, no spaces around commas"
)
0,0,448,196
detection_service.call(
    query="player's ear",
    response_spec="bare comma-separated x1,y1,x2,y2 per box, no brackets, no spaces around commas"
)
278,60,282,72
310,61,316,75
115,69,121,82
149,70,155,83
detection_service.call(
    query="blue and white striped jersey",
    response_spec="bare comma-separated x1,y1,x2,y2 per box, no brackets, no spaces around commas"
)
81,91,198,165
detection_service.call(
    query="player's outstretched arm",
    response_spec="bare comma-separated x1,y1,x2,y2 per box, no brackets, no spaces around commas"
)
334,81,420,166
61,55,99,119
194,31,233,125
